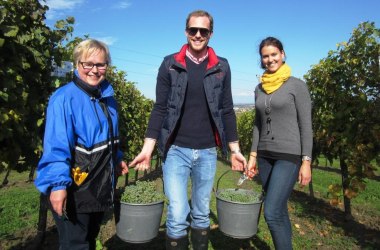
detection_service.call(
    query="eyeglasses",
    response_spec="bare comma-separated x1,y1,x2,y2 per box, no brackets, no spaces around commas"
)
187,27,211,37
80,61,108,70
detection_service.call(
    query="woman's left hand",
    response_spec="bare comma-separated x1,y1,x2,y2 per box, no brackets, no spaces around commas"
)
298,161,312,186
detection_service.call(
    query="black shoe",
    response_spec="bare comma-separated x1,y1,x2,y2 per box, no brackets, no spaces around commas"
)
166,235,189,250
190,227,209,250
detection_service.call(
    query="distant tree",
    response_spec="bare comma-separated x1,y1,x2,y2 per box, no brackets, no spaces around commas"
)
305,22,380,219
0,0,74,184
236,110,255,155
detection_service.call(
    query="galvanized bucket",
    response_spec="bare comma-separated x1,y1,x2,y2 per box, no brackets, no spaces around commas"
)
215,170,263,239
116,200,164,243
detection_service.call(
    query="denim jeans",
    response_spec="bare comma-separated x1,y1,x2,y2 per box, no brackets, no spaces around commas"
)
163,145,217,238
258,158,300,250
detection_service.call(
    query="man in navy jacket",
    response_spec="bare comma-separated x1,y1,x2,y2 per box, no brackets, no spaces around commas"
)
129,10,246,250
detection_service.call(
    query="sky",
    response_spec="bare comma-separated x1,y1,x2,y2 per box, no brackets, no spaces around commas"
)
42,0,380,104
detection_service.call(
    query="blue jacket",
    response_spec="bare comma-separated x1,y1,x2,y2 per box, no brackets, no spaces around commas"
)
35,71,122,212
145,45,238,156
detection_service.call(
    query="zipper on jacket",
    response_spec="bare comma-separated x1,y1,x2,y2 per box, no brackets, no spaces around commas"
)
91,97,103,133
99,99,116,205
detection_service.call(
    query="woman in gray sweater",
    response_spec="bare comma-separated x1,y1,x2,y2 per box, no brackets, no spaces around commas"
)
246,37,312,250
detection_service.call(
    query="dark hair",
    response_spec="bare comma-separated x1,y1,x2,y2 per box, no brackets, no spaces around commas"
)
259,37,285,69
186,10,213,32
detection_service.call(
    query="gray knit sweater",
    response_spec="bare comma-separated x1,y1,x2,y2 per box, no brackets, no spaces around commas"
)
251,76,313,158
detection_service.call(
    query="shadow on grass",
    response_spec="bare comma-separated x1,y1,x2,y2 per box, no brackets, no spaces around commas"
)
7,225,59,250
290,190,380,249
103,226,167,250
313,165,341,174
209,231,270,250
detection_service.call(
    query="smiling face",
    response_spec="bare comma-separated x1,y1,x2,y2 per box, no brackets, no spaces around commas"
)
260,45,285,73
185,16,213,57
77,49,108,86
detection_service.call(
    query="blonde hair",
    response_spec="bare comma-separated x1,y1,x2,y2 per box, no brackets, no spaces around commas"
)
73,39,111,66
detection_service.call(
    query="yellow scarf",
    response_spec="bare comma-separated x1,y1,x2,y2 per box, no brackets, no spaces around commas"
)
260,64,291,94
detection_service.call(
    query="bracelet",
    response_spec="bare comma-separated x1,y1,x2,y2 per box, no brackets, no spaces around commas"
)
250,152,257,157
230,149,241,154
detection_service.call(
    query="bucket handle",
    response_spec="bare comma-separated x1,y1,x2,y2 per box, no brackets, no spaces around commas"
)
214,169,264,197
214,169,234,194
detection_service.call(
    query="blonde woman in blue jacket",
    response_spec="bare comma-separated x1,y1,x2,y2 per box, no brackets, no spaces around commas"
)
35,39,128,250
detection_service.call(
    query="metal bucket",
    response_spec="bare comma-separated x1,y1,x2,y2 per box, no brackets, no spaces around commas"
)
116,200,164,243
216,188,262,238
215,170,263,239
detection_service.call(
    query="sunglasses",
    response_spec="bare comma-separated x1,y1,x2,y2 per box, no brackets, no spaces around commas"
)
187,27,211,37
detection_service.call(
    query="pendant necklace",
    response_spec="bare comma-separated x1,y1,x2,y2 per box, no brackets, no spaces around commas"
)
264,91,275,115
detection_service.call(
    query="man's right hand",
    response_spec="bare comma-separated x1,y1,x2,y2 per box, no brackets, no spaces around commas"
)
129,152,152,171
128,138,156,171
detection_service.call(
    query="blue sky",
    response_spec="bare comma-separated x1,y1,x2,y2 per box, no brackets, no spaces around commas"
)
43,0,380,104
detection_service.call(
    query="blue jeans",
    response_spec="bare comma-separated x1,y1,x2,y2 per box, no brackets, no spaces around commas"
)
163,145,217,238
258,158,300,250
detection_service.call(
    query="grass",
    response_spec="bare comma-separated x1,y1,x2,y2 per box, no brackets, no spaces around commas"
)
0,159,379,250
292,165,380,249
310,166,380,210
0,185,40,238
0,172,40,240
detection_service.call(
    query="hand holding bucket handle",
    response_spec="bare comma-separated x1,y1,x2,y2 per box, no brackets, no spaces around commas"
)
246,153,258,179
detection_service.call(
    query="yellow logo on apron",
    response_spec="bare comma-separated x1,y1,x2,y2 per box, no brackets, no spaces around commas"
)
72,167,88,186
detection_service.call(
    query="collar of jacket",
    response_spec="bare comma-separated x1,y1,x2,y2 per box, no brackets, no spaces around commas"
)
174,44,219,70
73,70,108,99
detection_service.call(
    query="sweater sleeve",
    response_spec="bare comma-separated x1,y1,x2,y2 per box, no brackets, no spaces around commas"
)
34,93,74,194
145,59,171,139
295,80,313,157
221,60,239,143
